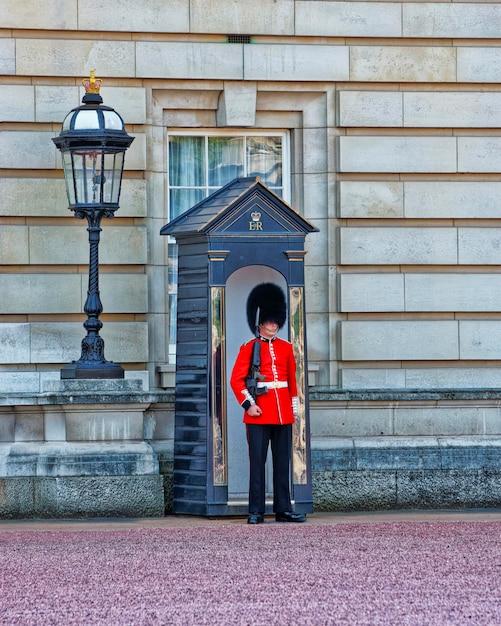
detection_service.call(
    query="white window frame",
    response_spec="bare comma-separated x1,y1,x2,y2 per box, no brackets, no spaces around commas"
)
165,129,291,363
166,129,291,223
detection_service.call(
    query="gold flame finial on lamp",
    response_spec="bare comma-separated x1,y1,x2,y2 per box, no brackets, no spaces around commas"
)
82,69,102,94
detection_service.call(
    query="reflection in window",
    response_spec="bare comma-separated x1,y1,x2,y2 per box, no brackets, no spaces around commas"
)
167,133,287,362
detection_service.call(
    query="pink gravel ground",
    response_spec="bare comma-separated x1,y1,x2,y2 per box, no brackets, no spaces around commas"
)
1,519,500,625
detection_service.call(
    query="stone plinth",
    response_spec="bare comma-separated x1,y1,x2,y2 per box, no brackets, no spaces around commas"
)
0,383,174,518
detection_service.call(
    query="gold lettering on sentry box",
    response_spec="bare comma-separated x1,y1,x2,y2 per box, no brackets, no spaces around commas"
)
249,211,263,231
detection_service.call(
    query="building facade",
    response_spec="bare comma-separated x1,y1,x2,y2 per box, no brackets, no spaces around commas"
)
1,0,501,516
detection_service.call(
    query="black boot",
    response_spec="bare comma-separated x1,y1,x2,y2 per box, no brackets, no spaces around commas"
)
247,513,264,524
275,511,306,523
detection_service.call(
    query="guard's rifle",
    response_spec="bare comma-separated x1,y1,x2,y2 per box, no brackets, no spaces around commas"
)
245,307,267,401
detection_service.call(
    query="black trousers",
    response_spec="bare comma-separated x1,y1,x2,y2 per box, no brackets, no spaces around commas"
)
246,423,292,515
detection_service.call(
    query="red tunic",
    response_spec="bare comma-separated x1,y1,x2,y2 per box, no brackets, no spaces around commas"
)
230,336,298,425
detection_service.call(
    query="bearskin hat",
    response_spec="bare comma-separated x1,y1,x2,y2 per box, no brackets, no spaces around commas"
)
246,283,287,333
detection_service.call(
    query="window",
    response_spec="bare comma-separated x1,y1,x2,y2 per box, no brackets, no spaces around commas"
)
167,131,289,362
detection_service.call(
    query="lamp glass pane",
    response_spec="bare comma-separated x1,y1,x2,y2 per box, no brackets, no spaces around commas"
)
102,151,124,204
73,149,104,205
62,151,76,205
73,110,100,130
103,110,123,130
62,112,73,131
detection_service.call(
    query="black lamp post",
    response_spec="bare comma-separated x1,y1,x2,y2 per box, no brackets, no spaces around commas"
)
52,71,134,379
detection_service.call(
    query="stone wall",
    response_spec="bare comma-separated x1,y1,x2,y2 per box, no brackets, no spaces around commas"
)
1,0,501,514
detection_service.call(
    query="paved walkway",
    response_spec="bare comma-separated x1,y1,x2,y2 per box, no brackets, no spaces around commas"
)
1,511,500,625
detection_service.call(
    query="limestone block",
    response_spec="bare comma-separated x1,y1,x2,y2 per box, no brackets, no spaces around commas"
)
16,39,135,77
0,227,28,264
0,86,34,122
14,411,43,442
244,44,349,81
0,132,56,169
0,0,77,29
394,407,488,436
304,266,328,313
404,92,501,128
78,86,146,124
121,179,147,217
29,225,147,264
43,408,66,441
351,46,456,83
136,42,243,80
340,369,406,389
340,274,404,312
30,322,148,363
0,373,40,393
0,413,15,441
296,1,401,37
0,40,15,75
405,368,501,389
303,129,328,174
35,86,79,123
311,407,392,437
65,407,144,441
406,274,501,312
0,324,30,364
340,321,459,361
339,137,457,173
458,138,501,173
0,178,144,217
338,91,402,127
82,273,147,313
460,321,501,360
144,405,174,441
458,48,501,83
404,4,501,39
302,173,328,220
339,181,404,218
79,0,189,32
404,181,501,219
217,82,256,127
0,275,81,314
191,0,293,35
304,219,328,266
124,133,146,170
0,178,67,217
340,228,457,265
305,313,330,362
458,229,501,265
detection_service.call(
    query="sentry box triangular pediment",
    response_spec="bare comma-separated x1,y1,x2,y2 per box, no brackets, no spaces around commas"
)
160,177,318,238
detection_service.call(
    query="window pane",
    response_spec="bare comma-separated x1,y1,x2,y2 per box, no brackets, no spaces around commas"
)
169,136,205,187
208,136,244,186
247,136,282,186
169,188,205,220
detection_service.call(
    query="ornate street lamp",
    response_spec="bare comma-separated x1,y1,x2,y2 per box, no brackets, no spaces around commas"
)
52,71,134,379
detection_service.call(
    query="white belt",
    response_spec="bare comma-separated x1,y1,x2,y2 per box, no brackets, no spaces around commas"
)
257,380,288,389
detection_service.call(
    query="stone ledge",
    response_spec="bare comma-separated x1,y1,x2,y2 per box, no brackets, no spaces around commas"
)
310,387,501,402
0,442,159,477
0,391,174,406
312,436,501,471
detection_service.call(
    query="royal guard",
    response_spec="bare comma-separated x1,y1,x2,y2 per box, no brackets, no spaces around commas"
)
230,283,306,524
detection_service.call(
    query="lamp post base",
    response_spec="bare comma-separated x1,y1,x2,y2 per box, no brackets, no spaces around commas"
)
60,361,125,379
